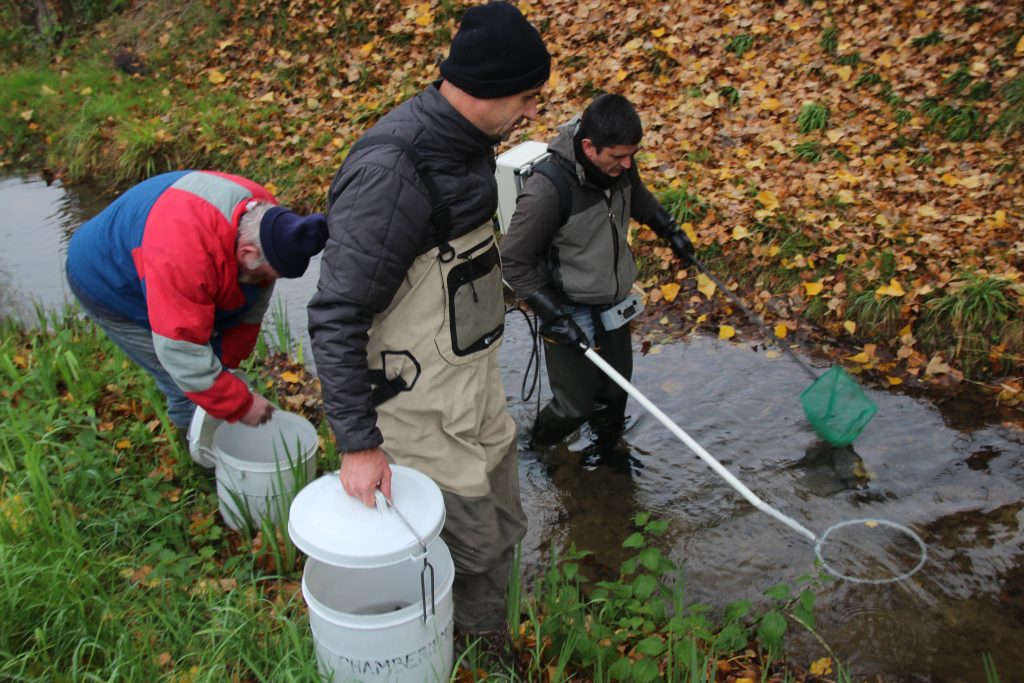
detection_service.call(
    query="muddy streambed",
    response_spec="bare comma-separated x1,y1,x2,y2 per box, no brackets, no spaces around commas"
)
4,173,1022,681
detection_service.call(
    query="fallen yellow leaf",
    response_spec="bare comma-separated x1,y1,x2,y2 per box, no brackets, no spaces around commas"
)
810,658,833,676
616,69,628,82
207,69,227,84
19,109,32,121
1017,34,1024,55
702,91,720,108
940,173,958,186
414,3,432,26
803,281,824,296
264,182,278,195
660,282,681,303
696,273,716,299
987,210,1007,228
843,320,856,334
732,225,751,240
916,204,940,219
835,65,852,82
887,376,903,385
876,278,906,297
116,439,132,449
280,371,301,383
756,190,780,211
760,97,781,111
836,189,855,204
719,325,736,340
80,86,93,96
847,351,871,364
774,323,788,339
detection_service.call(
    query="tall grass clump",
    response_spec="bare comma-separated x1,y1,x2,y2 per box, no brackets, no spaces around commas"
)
918,274,1023,379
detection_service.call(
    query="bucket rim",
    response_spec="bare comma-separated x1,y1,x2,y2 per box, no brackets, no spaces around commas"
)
213,411,318,472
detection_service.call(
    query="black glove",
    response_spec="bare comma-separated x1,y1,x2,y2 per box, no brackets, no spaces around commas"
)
525,288,588,351
652,206,695,265
668,229,695,265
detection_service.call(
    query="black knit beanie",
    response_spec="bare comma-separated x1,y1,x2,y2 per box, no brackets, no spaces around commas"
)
440,1,550,99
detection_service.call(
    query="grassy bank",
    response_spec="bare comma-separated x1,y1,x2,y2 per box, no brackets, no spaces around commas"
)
1,309,841,681
1,0,1021,401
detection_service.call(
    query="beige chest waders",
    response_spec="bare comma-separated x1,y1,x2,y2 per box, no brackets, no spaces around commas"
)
367,221,515,497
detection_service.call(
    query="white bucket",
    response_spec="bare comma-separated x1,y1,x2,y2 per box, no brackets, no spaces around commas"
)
212,410,318,531
303,542,455,682
288,468,454,682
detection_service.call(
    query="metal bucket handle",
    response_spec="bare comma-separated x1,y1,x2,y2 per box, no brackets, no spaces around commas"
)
374,490,436,623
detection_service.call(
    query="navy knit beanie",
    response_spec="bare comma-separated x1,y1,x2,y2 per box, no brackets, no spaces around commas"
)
259,207,328,279
440,1,550,99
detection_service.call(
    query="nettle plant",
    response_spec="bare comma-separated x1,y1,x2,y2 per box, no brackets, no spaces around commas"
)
527,512,827,682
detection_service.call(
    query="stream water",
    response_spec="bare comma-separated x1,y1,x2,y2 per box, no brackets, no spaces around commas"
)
3,173,1022,682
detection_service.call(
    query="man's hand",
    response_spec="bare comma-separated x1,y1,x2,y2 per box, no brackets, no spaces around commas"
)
240,393,275,426
340,447,392,507
525,287,589,351
668,229,695,266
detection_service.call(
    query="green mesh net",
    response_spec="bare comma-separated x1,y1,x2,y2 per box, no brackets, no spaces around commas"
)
799,366,878,446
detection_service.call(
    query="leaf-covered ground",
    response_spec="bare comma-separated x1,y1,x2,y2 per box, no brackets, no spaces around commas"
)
3,0,1022,414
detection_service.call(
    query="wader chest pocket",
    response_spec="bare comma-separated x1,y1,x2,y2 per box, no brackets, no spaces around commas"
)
445,243,504,357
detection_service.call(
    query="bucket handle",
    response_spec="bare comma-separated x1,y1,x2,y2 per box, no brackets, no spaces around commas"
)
374,490,437,623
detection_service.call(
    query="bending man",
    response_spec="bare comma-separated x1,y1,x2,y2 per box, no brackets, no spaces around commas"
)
66,170,327,444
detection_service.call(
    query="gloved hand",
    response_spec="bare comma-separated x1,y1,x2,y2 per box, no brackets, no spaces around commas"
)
652,206,696,265
668,229,695,265
525,288,589,351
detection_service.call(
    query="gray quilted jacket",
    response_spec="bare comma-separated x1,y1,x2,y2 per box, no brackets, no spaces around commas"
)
308,83,499,452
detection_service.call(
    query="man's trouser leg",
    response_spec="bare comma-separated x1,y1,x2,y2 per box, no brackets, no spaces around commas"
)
587,324,633,444
532,324,633,446
73,295,195,430
440,441,527,634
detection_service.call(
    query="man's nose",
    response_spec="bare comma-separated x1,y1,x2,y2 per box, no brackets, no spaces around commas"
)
621,156,633,169
523,98,539,120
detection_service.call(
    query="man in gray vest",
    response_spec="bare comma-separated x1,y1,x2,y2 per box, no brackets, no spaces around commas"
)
308,0,549,654
501,93,696,452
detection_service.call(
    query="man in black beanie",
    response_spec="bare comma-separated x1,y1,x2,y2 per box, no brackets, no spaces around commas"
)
309,0,549,662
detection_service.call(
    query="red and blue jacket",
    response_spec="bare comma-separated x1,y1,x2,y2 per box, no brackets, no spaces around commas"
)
66,170,277,422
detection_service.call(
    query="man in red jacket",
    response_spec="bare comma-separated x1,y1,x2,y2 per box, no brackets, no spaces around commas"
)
66,170,327,445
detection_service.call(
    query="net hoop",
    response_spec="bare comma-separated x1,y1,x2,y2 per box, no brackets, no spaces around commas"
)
814,518,927,585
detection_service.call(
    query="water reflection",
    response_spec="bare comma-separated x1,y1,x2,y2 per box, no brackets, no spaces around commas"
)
0,174,106,320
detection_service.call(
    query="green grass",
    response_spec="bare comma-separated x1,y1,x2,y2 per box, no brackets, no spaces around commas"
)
911,30,944,48
0,310,322,680
794,140,823,162
725,33,755,57
797,103,829,134
658,185,710,225
918,274,1023,379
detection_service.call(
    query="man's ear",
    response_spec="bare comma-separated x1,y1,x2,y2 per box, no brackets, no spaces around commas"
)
580,137,598,161
237,242,259,264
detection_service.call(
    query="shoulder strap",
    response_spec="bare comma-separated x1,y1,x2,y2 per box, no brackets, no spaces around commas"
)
530,159,573,228
342,134,455,262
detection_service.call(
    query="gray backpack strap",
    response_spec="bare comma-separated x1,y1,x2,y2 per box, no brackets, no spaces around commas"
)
530,159,573,228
